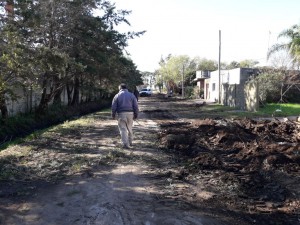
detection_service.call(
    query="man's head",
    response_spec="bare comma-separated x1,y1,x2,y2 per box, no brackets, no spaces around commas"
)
119,83,127,90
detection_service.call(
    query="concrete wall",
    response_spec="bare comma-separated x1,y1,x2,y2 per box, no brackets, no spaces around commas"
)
245,81,259,112
4,86,71,117
6,87,41,116
222,68,259,110
206,68,259,111
208,70,224,102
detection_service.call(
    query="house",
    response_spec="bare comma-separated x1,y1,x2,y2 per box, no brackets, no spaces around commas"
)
193,70,211,99
195,68,259,111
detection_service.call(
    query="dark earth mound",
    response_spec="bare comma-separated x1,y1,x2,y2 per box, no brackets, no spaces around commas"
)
157,116,300,224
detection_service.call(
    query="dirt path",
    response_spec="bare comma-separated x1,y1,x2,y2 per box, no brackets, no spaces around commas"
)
0,99,227,225
1,96,299,225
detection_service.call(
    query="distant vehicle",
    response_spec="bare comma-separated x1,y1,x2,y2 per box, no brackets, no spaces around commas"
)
139,88,152,97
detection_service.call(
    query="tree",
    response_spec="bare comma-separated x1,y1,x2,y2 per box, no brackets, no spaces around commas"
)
262,23,300,103
156,55,197,95
0,2,32,118
0,0,144,116
239,59,259,68
268,24,300,66
255,68,284,103
226,61,240,69
194,57,218,71
268,50,296,70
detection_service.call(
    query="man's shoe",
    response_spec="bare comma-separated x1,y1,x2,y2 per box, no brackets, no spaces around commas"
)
122,145,129,149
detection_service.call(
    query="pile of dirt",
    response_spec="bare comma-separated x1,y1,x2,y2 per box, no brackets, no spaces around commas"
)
158,117,300,223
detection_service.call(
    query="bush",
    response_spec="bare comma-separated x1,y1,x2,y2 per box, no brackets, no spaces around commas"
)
0,100,111,146
184,86,195,98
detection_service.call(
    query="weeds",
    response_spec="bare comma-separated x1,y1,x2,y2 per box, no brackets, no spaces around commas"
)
0,101,110,150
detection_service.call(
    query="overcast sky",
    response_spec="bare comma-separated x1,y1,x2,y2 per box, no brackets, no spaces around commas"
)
112,0,300,72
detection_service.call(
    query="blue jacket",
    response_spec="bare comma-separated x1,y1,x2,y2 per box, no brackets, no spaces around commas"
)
111,89,139,117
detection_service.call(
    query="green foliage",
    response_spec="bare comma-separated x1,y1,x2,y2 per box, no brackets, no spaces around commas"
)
191,103,299,119
239,59,259,68
226,61,240,69
184,86,195,98
225,59,259,69
191,86,203,99
0,0,144,117
158,55,197,92
195,57,218,71
0,100,111,149
268,23,300,64
255,70,284,103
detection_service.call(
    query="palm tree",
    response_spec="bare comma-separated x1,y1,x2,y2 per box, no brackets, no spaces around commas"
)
268,24,300,64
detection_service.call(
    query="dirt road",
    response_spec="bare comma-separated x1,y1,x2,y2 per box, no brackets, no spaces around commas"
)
0,97,226,225
0,95,299,225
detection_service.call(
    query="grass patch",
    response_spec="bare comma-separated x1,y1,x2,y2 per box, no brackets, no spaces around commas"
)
46,117,95,137
0,100,111,151
258,103,300,117
195,103,300,119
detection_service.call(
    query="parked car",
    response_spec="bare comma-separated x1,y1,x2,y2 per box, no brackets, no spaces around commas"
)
139,88,152,97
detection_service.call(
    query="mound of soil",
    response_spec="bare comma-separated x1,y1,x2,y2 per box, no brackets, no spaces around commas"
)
158,117,300,223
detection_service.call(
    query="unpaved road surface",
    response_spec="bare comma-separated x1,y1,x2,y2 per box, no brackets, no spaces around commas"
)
0,95,299,225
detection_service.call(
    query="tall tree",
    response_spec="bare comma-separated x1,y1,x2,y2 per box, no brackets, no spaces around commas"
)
0,1,31,118
268,23,300,66
0,0,144,116
226,61,240,69
158,55,195,92
194,57,218,71
239,59,259,68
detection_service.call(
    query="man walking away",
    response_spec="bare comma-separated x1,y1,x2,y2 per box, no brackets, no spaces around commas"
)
111,83,139,149
133,87,139,101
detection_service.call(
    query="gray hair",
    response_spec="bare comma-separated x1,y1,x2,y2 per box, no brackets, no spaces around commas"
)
119,83,127,90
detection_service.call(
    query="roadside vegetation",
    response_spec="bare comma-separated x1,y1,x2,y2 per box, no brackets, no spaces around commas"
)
0,100,111,149
0,109,125,190
213,103,300,118
0,0,144,120
3,98,297,186
1,101,299,150
259,103,300,117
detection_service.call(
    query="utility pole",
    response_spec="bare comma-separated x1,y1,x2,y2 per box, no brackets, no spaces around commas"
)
218,30,221,104
182,64,185,98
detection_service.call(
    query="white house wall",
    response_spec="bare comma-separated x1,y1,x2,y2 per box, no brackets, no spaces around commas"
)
208,70,229,102
228,68,241,85
209,71,219,102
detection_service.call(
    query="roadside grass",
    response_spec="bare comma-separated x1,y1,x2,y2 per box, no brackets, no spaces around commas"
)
0,108,131,186
0,115,98,182
258,103,300,117
0,100,111,150
199,103,300,118
6,115,97,150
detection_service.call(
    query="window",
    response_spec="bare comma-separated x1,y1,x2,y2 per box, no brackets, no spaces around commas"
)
212,83,216,91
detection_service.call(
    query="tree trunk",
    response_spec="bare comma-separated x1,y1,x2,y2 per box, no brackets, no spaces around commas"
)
37,76,50,114
66,83,73,106
0,92,8,119
53,88,63,106
37,87,50,114
53,78,64,106
71,77,80,106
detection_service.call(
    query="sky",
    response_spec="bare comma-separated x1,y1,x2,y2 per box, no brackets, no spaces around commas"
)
112,0,300,72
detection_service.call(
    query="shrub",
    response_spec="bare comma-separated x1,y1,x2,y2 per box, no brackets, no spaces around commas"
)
0,100,111,147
